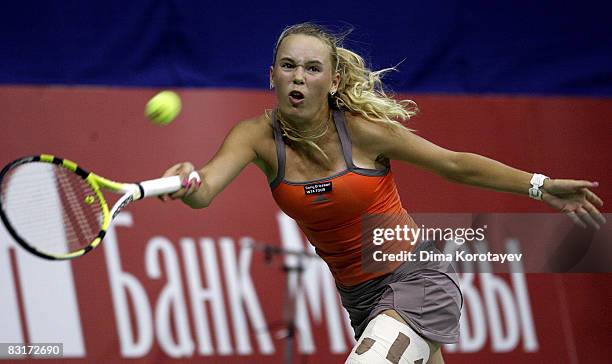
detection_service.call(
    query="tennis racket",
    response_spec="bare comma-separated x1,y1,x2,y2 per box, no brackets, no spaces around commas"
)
0,154,200,260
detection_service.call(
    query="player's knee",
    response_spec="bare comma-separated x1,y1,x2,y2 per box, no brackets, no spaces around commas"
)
345,314,430,364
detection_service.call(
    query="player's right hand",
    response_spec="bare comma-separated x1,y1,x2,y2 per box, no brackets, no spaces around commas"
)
159,162,202,201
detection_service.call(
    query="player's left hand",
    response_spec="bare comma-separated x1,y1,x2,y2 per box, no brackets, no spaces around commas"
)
542,179,606,229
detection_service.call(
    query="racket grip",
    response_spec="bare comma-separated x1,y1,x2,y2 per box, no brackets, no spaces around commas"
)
139,171,201,198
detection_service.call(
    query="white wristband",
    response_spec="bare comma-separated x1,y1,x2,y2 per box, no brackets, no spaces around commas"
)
528,173,549,200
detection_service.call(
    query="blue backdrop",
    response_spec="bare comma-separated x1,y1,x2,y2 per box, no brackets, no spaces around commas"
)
2,1,611,95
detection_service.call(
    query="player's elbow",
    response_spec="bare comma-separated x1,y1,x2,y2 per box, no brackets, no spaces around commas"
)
442,152,476,184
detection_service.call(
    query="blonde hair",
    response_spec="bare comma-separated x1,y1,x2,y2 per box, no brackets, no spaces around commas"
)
272,23,418,158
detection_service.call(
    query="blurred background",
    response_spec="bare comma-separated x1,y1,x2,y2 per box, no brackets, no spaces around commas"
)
1,1,611,363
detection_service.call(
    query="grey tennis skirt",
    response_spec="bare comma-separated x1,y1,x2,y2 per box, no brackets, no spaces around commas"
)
336,240,463,344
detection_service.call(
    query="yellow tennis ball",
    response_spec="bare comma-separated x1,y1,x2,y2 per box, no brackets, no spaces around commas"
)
145,90,182,125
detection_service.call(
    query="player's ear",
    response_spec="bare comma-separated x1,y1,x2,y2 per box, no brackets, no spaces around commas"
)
331,71,340,93
269,66,275,90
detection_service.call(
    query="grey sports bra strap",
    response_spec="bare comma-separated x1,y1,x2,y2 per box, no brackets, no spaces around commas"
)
333,110,389,176
333,109,356,169
270,110,286,189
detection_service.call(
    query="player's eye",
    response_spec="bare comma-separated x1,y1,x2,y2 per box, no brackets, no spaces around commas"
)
307,65,321,72
281,62,294,69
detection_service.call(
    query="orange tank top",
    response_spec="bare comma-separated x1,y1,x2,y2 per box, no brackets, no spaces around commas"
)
270,110,418,287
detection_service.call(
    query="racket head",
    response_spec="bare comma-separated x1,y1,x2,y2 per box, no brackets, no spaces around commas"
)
0,155,111,260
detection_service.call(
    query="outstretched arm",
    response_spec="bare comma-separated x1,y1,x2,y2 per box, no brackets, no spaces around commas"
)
159,118,263,208
436,152,605,229
357,119,606,229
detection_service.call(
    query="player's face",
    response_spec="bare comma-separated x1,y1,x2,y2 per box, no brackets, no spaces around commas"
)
271,34,339,123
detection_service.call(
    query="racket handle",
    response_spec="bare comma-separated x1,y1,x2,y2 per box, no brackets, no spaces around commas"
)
139,171,201,198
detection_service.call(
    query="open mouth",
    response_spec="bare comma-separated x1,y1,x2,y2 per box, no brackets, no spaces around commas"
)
288,90,305,104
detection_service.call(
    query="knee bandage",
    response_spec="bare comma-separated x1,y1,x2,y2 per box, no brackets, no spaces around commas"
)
345,314,430,364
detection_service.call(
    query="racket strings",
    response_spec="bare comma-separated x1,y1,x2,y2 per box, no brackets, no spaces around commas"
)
0,162,103,256
55,167,100,247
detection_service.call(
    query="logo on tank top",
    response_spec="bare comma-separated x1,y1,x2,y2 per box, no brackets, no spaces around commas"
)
311,194,331,204
304,181,332,195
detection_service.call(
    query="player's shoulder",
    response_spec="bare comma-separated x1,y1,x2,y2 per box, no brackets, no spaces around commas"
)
233,112,272,135
344,112,404,146
230,112,274,139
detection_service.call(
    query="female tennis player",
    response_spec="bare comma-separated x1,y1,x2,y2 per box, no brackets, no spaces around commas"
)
160,23,605,364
